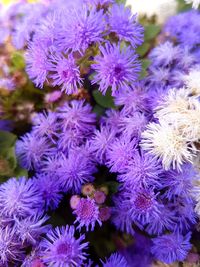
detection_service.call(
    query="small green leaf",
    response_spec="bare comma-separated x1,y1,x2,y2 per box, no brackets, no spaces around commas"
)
140,59,151,79
11,51,25,70
93,104,105,117
14,165,28,177
137,42,151,57
116,0,126,4
144,24,161,41
105,181,119,194
0,131,17,150
5,146,17,171
92,89,115,109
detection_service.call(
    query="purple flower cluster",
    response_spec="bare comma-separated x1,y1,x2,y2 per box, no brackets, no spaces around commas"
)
22,0,143,95
2,1,200,267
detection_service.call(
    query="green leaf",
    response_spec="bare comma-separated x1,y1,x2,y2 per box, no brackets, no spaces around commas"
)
14,165,28,177
105,181,119,194
93,104,105,117
5,146,17,171
92,89,115,109
144,24,161,41
11,51,25,70
116,0,126,4
140,59,151,79
0,131,17,150
137,42,151,57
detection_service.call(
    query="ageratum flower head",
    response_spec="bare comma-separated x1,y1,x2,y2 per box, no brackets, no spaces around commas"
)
108,4,144,48
74,197,102,231
102,253,128,267
39,225,88,267
92,43,141,95
0,177,42,219
151,232,192,264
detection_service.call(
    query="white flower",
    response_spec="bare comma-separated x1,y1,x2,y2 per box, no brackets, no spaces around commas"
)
184,67,200,96
155,88,200,141
185,0,200,9
140,121,196,170
126,0,177,24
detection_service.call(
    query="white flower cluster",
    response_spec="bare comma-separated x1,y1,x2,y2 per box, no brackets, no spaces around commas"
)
185,0,200,9
141,70,200,170
126,0,177,24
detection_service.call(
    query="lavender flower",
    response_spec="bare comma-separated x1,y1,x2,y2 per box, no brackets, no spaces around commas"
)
92,43,141,95
106,136,137,173
33,173,63,210
108,4,143,48
15,132,55,170
14,213,50,245
26,42,49,88
0,226,25,266
57,5,105,53
0,177,42,219
39,225,88,267
48,52,83,94
57,100,96,133
58,150,96,193
102,253,128,267
151,232,192,264
74,197,102,231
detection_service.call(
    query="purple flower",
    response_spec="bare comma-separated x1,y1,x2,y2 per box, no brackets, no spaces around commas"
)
102,253,128,267
0,226,25,266
125,188,162,229
14,213,50,245
89,125,116,164
57,5,105,53
151,232,192,264
0,177,42,219
26,42,49,88
106,136,137,173
33,173,63,210
74,197,102,231
160,163,197,201
92,43,141,95
57,150,96,193
114,83,150,114
32,111,59,140
108,4,143,48
118,152,162,189
48,52,83,94
57,100,96,133
15,132,55,170
39,225,88,266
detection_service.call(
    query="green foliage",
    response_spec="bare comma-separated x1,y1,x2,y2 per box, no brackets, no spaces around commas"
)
116,0,126,4
144,24,161,41
176,0,192,12
137,42,151,57
92,89,115,109
11,51,25,71
0,131,27,180
140,59,151,78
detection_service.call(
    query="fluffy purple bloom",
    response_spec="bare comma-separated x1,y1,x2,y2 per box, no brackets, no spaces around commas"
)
14,213,50,245
92,43,141,95
102,253,128,267
57,5,105,53
125,188,162,229
118,112,148,138
48,52,83,94
160,163,197,201
58,129,85,152
32,112,59,140
74,197,102,231
108,4,143,48
0,177,42,219
89,125,116,164
57,151,96,193
106,136,137,173
118,152,162,189
15,132,55,170
57,100,96,133
151,232,192,264
0,226,25,266
39,225,88,267
33,173,63,210
26,42,49,88
164,10,200,48
114,84,150,114
85,0,114,5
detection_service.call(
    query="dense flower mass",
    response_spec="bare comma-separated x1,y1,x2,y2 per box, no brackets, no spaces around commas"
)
1,0,200,266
